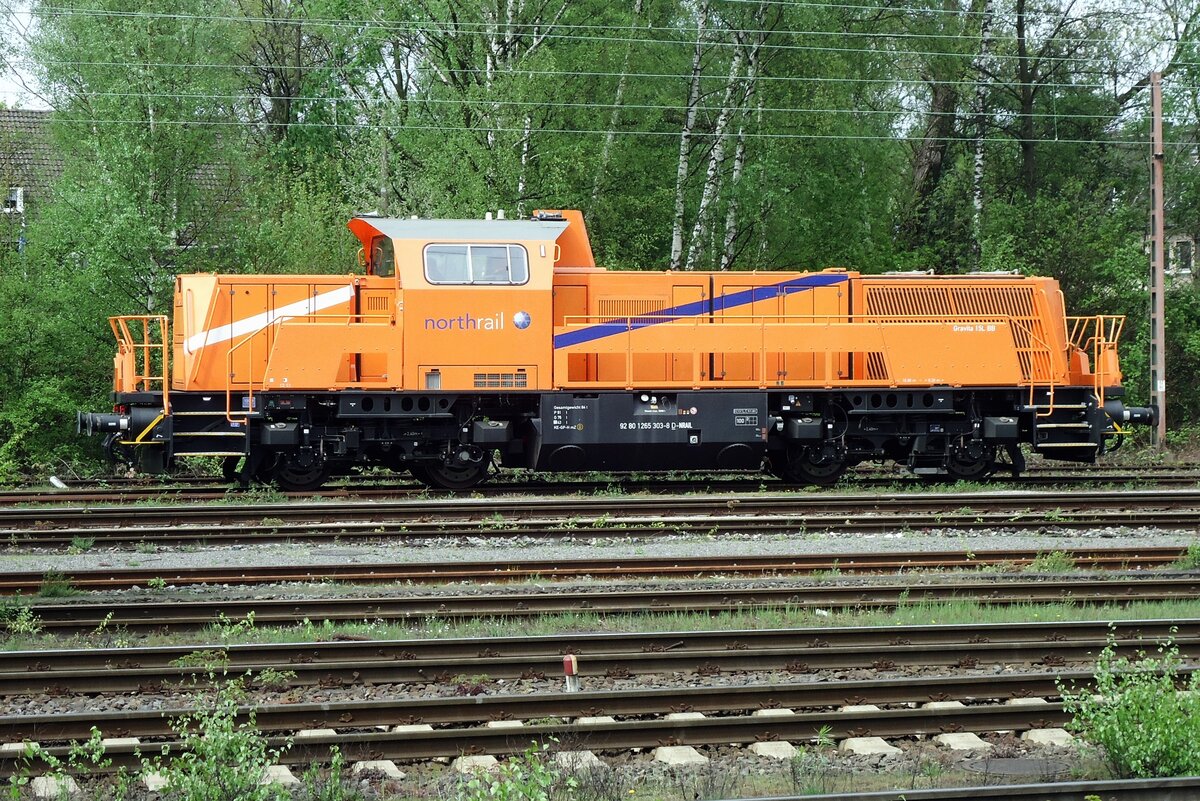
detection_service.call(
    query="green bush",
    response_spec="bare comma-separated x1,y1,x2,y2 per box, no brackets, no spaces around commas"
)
145,681,291,801
301,747,364,801
457,741,571,801
1061,638,1200,778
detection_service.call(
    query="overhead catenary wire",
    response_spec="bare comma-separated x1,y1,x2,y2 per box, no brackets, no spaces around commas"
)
0,113,1161,146
0,2,1173,95
4,59,1149,95
13,2,1168,49
711,0,1163,23
4,4,1179,66
0,0,1164,26
0,0,1181,133
0,86,1144,121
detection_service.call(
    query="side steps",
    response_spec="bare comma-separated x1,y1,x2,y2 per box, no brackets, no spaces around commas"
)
1027,403,1102,463
170,410,248,458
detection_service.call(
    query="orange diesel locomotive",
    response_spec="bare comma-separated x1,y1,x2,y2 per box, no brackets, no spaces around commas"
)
79,210,1155,490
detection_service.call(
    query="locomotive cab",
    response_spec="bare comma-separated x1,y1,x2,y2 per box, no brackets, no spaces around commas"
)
348,214,564,396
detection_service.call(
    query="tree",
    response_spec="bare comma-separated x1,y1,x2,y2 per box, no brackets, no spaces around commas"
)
31,0,251,311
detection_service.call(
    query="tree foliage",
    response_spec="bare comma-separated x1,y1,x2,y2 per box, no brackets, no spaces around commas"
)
2,0,1200,474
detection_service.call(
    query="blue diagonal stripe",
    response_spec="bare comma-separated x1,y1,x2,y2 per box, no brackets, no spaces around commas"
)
552,273,849,349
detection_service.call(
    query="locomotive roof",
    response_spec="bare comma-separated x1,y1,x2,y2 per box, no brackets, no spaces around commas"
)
352,216,570,242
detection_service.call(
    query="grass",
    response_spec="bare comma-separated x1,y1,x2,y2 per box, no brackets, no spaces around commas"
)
67,535,95,554
1171,541,1200,569
7,597,1200,653
1024,550,1077,573
37,571,77,598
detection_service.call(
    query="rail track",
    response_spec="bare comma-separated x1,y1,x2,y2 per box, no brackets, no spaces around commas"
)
0,702,1072,772
1,489,1198,548
0,546,1193,594
3,617,1194,694
4,621,1197,795
0,669,1101,741
2,467,1199,506
26,574,1200,630
8,575,1200,636
4,619,1198,772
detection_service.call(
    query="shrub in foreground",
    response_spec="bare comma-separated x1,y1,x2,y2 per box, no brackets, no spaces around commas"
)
1061,638,1200,778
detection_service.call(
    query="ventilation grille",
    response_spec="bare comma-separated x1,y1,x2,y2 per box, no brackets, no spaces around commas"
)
863,283,1050,381
864,284,1037,318
365,296,391,312
866,352,889,381
597,298,669,324
474,372,528,389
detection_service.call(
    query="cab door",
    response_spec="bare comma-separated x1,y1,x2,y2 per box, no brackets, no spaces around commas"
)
671,283,706,382
358,277,398,385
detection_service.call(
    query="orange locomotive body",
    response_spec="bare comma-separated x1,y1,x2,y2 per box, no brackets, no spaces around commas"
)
80,210,1154,489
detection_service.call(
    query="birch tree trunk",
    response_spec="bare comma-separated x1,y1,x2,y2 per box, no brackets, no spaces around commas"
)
591,0,643,205
971,0,994,265
720,9,766,271
752,97,768,265
684,39,746,271
669,0,711,271
1015,0,1037,202
481,0,499,149
516,114,532,216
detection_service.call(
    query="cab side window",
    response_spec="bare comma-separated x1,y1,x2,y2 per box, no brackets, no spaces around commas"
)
425,245,470,282
424,244,529,285
371,236,396,277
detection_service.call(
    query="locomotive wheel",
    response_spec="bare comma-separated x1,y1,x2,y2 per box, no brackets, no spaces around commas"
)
777,449,847,486
924,446,997,483
789,457,847,486
272,453,331,492
411,461,490,490
945,454,994,481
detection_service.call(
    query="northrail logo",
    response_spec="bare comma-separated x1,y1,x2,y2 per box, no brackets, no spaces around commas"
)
424,311,531,331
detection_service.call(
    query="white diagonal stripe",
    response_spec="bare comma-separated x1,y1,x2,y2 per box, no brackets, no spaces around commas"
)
184,284,356,354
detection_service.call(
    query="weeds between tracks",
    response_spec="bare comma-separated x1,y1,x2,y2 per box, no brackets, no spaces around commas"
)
7,597,1200,651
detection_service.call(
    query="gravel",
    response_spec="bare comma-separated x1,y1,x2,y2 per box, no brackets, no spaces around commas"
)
0,525,1194,576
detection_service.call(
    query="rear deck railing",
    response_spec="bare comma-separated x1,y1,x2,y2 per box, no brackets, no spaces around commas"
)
109,315,170,416
1067,315,1126,412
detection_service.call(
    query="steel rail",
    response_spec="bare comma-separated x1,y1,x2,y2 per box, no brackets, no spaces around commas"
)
0,547,1191,594
0,637,1182,696
3,618,1188,675
4,488,1200,529
4,470,1198,506
9,510,1200,546
727,778,1200,801
0,703,1079,773
0,669,1118,742
4,507,1200,548
4,625,1196,695
12,576,1200,636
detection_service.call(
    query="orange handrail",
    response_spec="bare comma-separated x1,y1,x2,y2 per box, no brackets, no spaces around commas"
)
108,315,170,416
1066,315,1126,411
224,311,393,423
553,312,1060,392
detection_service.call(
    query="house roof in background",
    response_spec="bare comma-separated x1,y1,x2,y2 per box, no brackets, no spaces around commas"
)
0,109,61,193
